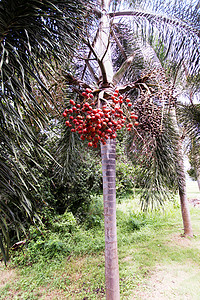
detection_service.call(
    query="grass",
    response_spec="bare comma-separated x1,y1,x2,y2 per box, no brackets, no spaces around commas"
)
0,181,200,299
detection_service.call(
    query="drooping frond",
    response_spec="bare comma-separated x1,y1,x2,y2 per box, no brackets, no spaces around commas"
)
177,102,200,140
0,0,89,262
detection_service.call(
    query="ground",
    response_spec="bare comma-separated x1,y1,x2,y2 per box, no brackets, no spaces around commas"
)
0,180,200,299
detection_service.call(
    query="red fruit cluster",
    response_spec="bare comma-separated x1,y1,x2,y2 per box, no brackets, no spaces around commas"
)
63,88,138,148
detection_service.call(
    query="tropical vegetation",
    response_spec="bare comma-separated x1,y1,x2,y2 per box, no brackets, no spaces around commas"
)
0,0,199,299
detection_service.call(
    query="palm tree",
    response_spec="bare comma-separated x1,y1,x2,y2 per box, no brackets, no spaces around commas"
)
0,0,88,263
59,0,199,297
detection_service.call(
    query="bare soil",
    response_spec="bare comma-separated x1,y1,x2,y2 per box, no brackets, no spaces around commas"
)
0,264,16,289
132,263,200,300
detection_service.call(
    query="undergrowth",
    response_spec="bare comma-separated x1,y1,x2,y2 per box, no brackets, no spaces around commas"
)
1,193,200,300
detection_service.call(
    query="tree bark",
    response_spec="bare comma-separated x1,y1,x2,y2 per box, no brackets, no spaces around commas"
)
101,138,120,300
171,108,193,237
177,138,193,237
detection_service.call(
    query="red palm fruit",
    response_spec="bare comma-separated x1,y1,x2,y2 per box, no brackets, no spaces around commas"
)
111,95,115,100
115,89,119,93
70,99,75,105
95,113,100,118
107,128,112,133
105,134,109,139
65,120,70,126
108,122,113,127
72,106,77,111
80,135,85,140
127,123,133,127
128,103,132,107
68,124,72,127
85,88,92,93
126,98,131,103
111,133,117,139
119,95,123,100
134,121,139,126
71,128,75,132
68,108,73,113
86,115,91,120
69,116,74,120
127,128,131,131
131,114,138,119
89,93,94,98
88,142,93,147
77,104,81,108
63,112,67,117
82,92,87,97
104,113,110,118
116,125,122,130
113,92,118,97
113,99,118,104
119,99,123,104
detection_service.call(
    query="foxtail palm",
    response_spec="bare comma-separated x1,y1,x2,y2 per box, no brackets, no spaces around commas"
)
60,0,199,297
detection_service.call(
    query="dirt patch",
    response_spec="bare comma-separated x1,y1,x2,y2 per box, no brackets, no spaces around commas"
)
167,233,192,248
38,288,67,300
132,263,199,300
0,264,16,289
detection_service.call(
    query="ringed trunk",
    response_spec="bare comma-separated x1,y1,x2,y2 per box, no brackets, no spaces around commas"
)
101,138,120,300
171,108,193,237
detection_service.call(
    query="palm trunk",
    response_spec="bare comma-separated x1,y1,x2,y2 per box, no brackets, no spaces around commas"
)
96,1,120,298
177,138,193,237
101,138,120,300
171,108,193,237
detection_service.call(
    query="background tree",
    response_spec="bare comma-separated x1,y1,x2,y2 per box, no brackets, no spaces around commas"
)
0,0,89,262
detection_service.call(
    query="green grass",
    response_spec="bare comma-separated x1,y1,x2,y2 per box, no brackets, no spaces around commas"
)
0,183,200,299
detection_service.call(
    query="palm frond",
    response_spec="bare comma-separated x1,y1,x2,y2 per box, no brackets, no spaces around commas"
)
177,102,200,140
127,113,179,210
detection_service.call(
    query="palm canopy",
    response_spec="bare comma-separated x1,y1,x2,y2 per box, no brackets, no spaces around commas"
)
60,0,199,210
